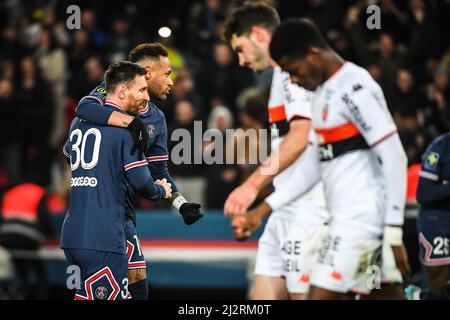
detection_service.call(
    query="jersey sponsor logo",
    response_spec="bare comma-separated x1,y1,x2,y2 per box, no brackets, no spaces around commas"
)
317,135,369,161
341,93,372,132
71,176,98,187
282,75,295,104
318,144,334,161
95,286,108,300
424,152,439,170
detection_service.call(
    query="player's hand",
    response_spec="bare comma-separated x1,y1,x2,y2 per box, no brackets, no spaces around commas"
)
230,204,267,241
391,244,411,280
224,183,259,216
179,203,203,225
383,225,412,280
155,178,172,199
231,214,249,241
127,117,149,155
245,209,264,234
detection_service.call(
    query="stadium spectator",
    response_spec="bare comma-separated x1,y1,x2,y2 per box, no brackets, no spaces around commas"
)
0,183,55,299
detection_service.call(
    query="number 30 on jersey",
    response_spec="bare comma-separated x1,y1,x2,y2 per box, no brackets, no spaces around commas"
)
70,128,102,171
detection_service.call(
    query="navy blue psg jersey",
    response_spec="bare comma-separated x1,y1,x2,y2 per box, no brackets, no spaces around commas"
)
417,132,450,211
76,82,179,225
61,104,151,254
79,82,170,163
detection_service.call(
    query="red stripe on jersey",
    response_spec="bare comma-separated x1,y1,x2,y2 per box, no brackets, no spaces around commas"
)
140,105,149,114
268,105,286,123
369,130,397,147
315,122,360,144
147,155,169,162
124,160,148,171
128,262,146,268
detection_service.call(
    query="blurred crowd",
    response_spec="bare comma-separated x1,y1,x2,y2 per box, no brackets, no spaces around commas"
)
0,0,449,210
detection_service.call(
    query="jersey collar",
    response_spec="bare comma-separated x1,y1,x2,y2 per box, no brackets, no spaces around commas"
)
104,100,126,111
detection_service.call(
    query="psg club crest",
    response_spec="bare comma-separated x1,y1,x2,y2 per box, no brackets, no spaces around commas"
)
147,125,155,138
95,286,109,300
322,105,329,121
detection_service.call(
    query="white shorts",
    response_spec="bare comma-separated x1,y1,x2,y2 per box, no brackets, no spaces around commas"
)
282,221,328,294
255,214,328,294
310,225,383,295
254,215,289,278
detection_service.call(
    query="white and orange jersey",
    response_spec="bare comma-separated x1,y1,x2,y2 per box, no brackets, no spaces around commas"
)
266,66,328,223
312,62,398,233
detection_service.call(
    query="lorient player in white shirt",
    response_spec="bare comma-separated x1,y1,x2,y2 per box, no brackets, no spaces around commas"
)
223,3,329,300
269,18,411,300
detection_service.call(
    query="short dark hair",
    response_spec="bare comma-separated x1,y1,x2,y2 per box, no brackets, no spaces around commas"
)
223,1,280,43
270,18,329,63
104,61,146,94
128,43,168,63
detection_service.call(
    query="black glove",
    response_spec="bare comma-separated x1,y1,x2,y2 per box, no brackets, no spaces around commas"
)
179,203,203,225
127,117,149,155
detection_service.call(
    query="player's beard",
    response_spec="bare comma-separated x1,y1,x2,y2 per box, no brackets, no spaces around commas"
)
251,42,270,73
150,88,170,101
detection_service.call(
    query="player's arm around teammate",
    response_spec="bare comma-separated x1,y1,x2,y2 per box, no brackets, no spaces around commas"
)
61,62,172,300
76,84,149,155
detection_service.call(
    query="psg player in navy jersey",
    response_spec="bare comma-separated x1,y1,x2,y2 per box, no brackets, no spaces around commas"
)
61,62,173,300
73,43,203,299
415,132,450,300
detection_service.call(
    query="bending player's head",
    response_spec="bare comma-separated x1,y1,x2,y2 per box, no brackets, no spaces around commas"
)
223,1,280,72
270,18,330,91
128,43,173,101
105,61,149,116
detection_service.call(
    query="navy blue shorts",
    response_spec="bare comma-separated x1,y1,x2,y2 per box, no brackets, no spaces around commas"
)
418,210,450,266
64,248,129,300
125,219,146,270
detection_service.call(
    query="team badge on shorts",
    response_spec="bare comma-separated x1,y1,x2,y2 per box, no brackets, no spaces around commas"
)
95,286,109,300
